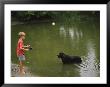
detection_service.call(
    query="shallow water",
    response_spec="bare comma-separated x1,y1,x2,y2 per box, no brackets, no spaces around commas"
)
11,17,100,77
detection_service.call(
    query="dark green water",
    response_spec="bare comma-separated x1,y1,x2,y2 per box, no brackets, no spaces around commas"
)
11,17,100,77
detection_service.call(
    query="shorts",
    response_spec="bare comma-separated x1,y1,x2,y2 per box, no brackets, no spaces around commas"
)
18,55,25,61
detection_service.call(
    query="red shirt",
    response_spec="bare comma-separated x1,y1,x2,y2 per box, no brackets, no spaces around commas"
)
16,38,24,56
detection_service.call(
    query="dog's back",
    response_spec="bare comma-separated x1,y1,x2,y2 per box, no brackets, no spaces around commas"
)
71,56,82,63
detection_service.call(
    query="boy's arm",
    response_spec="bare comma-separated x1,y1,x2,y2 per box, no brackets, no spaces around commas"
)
19,42,29,51
20,47,29,51
23,48,29,51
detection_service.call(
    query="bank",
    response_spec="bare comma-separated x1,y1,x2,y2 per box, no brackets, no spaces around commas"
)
11,63,38,77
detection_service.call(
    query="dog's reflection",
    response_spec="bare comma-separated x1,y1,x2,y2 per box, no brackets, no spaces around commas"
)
60,64,80,77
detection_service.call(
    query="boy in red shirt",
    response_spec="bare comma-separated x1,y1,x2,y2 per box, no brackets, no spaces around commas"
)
16,32,30,75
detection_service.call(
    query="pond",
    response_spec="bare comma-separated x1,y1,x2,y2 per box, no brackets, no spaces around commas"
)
11,17,100,77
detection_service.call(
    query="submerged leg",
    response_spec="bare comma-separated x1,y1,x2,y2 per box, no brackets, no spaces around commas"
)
19,61,25,75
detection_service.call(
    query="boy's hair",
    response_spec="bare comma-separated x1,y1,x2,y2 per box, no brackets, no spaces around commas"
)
18,32,26,37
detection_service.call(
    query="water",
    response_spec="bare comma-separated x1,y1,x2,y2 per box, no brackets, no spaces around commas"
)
11,17,100,77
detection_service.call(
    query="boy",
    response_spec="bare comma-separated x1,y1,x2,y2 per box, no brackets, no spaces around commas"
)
16,32,30,75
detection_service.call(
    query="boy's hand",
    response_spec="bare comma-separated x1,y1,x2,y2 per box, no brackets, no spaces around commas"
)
27,45,30,48
25,49,29,51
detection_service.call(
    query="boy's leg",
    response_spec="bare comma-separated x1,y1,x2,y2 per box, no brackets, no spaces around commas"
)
19,61,23,74
18,55,25,75
19,61,25,75
22,61,25,74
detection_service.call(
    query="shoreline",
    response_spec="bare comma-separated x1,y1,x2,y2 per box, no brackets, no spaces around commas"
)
11,19,54,26
11,63,38,77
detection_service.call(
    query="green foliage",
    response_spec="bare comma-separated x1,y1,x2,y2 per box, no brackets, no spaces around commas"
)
11,11,99,22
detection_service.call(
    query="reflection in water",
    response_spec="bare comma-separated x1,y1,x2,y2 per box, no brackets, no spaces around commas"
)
60,64,80,77
79,41,100,77
59,25,99,77
76,28,80,40
59,26,66,37
68,28,75,40
59,26,83,41
80,30,83,38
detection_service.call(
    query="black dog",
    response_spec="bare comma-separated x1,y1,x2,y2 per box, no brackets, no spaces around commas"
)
57,52,82,64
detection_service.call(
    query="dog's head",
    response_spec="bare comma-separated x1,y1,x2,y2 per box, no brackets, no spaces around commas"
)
57,52,65,58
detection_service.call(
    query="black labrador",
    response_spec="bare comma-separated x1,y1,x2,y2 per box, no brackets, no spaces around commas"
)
57,52,82,64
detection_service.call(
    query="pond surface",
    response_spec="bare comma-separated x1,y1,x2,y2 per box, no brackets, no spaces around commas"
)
11,17,100,77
